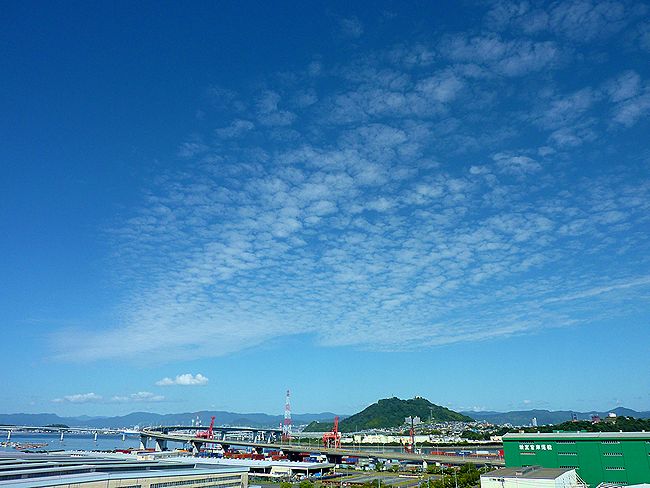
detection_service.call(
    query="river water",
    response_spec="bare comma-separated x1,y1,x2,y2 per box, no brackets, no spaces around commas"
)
1,433,500,458
0,432,187,453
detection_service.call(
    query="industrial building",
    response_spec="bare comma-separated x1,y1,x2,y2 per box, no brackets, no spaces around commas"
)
142,452,334,478
480,466,586,487
502,431,650,487
0,451,249,488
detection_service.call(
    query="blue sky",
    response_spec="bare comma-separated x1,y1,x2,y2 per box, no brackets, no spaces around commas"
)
1,1,650,418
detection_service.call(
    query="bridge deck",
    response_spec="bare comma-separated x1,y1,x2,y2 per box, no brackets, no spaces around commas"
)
141,430,505,467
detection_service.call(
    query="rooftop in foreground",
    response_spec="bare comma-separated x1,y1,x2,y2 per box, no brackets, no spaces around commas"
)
0,451,248,488
503,431,650,440
482,466,575,479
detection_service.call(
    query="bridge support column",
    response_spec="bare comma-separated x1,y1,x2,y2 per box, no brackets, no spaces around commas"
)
191,441,204,454
287,451,302,462
155,438,168,452
139,435,148,450
327,454,343,464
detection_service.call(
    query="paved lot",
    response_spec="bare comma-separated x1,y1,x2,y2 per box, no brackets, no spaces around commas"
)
335,473,440,488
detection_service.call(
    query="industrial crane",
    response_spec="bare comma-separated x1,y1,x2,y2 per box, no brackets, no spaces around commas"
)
322,416,342,448
197,416,215,440
404,417,415,453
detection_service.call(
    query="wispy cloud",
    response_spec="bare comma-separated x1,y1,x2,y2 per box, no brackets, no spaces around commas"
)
156,373,209,386
486,0,646,42
337,17,364,39
52,393,103,404
53,392,165,403
440,34,561,76
110,391,165,403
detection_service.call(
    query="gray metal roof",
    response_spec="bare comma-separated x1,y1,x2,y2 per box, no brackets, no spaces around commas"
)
0,451,248,487
503,431,650,440
482,466,574,479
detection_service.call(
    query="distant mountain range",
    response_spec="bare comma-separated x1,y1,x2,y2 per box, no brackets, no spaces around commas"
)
462,407,650,426
0,410,340,429
3,405,649,430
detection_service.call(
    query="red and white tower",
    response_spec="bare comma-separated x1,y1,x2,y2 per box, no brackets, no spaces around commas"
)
282,389,292,441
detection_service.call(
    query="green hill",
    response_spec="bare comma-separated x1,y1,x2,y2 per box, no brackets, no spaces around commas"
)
303,420,335,432
304,397,472,432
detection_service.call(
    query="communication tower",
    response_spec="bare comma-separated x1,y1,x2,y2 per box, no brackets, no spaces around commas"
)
282,389,292,441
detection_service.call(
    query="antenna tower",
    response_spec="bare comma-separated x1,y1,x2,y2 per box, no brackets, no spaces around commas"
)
282,389,292,441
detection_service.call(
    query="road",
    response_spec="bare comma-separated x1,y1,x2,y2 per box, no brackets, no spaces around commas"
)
141,429,505,467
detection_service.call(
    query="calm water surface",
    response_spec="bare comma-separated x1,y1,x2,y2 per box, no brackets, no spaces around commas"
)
0,432,187,452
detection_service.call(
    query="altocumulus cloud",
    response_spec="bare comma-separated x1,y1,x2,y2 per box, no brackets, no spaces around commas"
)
51,0,650,362
156,373,209,386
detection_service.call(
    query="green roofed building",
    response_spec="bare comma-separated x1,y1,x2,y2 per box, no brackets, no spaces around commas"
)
503,431,650,487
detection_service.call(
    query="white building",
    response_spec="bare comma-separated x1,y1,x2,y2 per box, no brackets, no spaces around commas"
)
481,466,588,488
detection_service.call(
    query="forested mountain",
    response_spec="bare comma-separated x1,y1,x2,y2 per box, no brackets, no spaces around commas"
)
305,397,472,432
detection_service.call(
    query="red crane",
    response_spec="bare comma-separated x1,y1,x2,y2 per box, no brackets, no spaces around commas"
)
404,417,415,453
197,416,215,439
322,416,341,448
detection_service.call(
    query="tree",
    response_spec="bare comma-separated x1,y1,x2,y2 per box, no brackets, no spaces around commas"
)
299,480,314,488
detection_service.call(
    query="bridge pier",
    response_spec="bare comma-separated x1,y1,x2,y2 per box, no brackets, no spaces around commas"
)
327,454,343,464
155,438,168,452
139,435,148,450
191,441,204,454
287,451,303,462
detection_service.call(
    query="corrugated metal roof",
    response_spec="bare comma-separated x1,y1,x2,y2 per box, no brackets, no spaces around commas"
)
0,452,248,487
503,431,650,440
482,466,574,479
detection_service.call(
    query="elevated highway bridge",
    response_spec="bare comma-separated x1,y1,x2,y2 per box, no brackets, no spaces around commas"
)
155,425,282,443
0,425,118,434
140,429,505,468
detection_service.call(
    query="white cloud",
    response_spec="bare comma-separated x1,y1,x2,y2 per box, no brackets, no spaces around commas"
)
492,153,541,175
486,0,645,42
440,34,560,76
611,88,650,127
110,391,166,403
605,71,641,103
256,91,296,126
536,88,598,129
50,33,650,363
416,71,464,102
156,373,209,386
338,17,364,39
636,21,650,52
215,119,254,138
52,392,102,403
53,391,165,403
